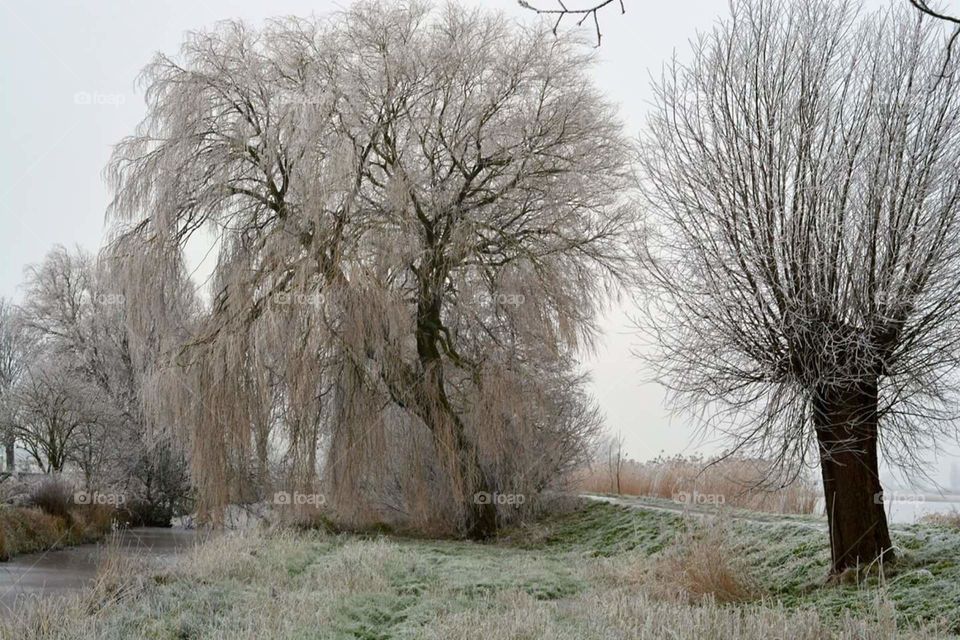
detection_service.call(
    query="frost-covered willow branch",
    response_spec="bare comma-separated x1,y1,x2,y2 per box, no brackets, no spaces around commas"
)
638,0,960,573
106,1,636,535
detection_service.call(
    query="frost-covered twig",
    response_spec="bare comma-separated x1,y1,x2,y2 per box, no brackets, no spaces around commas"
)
909,0,960,78
518,0,625,46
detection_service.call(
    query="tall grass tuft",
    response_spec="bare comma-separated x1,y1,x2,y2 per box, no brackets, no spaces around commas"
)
650,521,761,604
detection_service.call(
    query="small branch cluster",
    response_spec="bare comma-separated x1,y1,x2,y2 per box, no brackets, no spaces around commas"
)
909,0,960,77
518,0,625,46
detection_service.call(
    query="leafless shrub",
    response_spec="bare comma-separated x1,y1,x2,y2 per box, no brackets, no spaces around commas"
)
27,477,75,519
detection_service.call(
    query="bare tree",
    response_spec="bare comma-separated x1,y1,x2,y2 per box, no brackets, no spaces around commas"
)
21,246,139,425
601,430,626,494
20,247,142,480
17,245,192,516
0,299,33,472
106,1,634,537
638,0,960,575
11,359,103,473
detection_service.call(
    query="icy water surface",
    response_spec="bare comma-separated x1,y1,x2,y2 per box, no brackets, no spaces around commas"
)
0,527,197,613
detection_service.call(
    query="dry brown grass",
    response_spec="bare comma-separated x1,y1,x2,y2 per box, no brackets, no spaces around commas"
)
585,518,763,606
0,507,63,559
419,590,928,640
83,540,155,613
75,505,115,534
0,504,114,561
575,454,819,515
648,522,761,604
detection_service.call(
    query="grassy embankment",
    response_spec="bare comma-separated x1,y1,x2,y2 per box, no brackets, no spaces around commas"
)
3,500,959,639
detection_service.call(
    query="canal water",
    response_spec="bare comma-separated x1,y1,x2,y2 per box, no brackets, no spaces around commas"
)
0,527,197,613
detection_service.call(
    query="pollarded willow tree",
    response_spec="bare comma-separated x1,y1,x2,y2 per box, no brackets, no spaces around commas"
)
107,1,634,537
639,0,960,575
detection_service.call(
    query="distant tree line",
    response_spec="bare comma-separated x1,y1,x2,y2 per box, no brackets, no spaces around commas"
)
0,247,191,526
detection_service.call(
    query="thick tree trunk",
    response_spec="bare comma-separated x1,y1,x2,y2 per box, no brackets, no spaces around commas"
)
443,403,498,540
4,437,13,472
812,377,894,576
416,291,497,540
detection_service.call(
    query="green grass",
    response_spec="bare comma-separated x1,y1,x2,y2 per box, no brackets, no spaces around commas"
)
3,501,958,639
518,501,960,631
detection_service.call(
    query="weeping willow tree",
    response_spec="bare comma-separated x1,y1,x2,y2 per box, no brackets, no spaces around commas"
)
639,0,960,574
106,0,634,537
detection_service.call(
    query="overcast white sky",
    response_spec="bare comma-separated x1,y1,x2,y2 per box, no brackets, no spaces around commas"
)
2,0,959,487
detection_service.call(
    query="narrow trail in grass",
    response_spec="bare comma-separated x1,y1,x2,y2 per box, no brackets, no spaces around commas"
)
580,492,935,536
580,493,829,531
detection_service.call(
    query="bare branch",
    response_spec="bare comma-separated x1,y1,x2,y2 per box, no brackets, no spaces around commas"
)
909,0,960,78
518,0,626,46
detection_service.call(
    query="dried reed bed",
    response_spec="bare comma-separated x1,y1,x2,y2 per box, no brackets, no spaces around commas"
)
920,511,960,528
0,505,114,561
574,454,820,515
0,479,115,560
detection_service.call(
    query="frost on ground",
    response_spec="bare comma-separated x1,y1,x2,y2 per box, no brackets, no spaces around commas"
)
2,501,958,639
